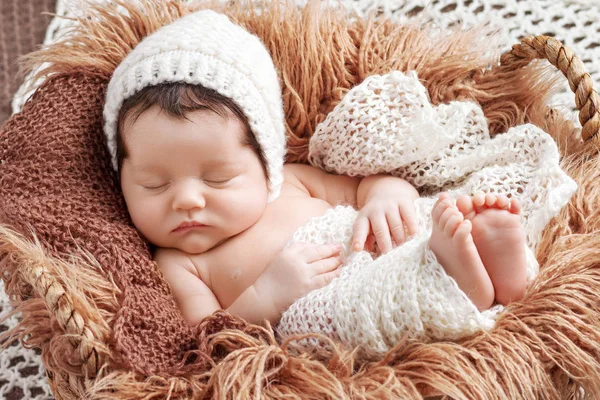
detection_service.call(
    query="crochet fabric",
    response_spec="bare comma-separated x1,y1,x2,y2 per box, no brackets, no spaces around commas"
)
276,71,577,355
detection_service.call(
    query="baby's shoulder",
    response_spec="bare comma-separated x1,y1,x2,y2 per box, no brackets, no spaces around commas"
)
283,162,322,178
282,163,326,193
282,163,360,207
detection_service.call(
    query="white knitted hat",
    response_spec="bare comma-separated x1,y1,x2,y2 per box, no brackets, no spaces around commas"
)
103,10,286,202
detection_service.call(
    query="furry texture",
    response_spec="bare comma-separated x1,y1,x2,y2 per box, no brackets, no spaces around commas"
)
0,0,598,398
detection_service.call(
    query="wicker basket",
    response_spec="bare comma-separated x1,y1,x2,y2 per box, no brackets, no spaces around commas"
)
1,1,599,398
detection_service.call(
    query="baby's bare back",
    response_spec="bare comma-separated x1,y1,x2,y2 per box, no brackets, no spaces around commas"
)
190,181,332,308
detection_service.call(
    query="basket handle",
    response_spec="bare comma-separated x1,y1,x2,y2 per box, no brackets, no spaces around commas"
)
500,35,600,144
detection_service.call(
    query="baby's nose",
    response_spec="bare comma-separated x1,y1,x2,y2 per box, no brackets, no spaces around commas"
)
172,181,206,211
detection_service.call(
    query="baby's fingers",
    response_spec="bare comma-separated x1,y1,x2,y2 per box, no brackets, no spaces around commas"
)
312,267,343,289
371,214,393,254
352,217,370,252
310,254,344,275
401,209,420,237
386,209,405,245
302,243,342,263
365,234,376,253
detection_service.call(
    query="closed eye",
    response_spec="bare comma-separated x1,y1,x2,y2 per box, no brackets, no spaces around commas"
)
143,183,169,190
205,178,232,185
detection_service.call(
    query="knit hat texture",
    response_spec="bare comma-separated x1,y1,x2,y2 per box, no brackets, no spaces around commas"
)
103,10,286,202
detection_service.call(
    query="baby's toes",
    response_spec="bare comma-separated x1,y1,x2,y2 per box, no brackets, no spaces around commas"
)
472,193,487,213
434,192,451,206
444,212,464,237
509,198,522,215
438,203,459,230
439,192,452,200
472,193,500,213
453,219,472,242
432,197,454,224
484,193,497,207
495,194,510,210
456,195,476,220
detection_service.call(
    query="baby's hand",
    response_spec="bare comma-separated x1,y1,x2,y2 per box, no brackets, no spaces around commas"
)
352,197,419,254
255,243,344,317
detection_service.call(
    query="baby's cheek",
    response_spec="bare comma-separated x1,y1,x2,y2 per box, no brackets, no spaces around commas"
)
130,201,165,240
226,186,267,216
231,198,263,224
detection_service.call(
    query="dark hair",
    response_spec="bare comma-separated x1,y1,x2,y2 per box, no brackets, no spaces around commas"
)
115,82,268,178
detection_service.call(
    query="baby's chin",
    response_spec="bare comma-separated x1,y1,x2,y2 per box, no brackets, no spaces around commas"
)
168,236,229,255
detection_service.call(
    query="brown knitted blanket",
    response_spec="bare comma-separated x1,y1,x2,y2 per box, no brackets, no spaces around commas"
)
2,1,599,397
0,71,199,373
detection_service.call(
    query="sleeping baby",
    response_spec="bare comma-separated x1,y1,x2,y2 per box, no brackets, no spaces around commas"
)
103,10,533,346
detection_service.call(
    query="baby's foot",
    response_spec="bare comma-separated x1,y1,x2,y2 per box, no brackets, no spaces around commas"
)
429,193,494,310
456,193,528,305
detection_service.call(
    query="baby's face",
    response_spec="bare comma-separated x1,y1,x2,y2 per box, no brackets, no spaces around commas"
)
119,106,269,254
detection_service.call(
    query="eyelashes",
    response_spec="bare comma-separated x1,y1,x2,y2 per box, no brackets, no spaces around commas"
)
205,178,232,185
141,177,234,191
143,183,169,190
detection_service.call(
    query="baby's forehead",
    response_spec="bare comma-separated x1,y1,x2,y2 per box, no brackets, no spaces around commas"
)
130,156,240,172
123,107,249,142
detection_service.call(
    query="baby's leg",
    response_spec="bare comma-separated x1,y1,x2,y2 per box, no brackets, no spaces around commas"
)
429,193,495,310
456,194,528,305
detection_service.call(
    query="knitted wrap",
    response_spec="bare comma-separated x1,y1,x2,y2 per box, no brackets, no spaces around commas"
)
276,71,578,354
103,10,287,202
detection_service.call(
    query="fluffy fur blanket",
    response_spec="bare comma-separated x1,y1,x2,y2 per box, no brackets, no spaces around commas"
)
1,1,599,398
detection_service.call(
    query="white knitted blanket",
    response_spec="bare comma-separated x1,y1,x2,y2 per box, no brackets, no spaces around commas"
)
275,71,577,356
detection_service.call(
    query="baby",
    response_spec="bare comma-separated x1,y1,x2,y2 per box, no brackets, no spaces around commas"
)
103,10,528,328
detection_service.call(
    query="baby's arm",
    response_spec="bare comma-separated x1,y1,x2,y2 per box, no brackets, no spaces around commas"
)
284,163,361,206
286,164,421,253
156,243,343,326
155,248,278,326
356,175,420,207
